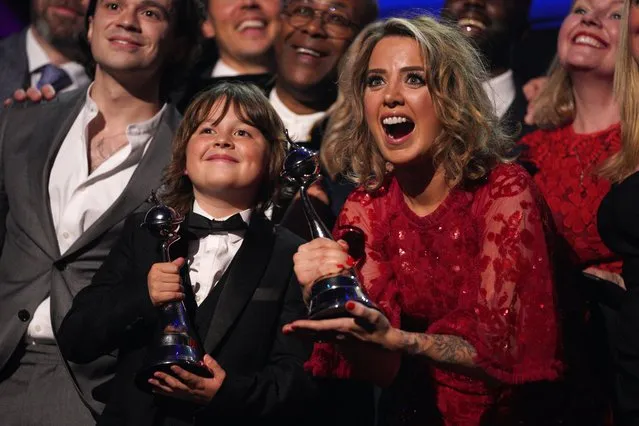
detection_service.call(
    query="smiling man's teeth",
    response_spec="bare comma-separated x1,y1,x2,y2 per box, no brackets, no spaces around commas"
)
238,20,265,31
382,116,410,125
113,39,136,46
574,35,604,48
296,47,321,57
457,18,486,30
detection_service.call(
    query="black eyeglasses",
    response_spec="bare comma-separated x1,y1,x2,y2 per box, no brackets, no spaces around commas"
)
282,1,359,39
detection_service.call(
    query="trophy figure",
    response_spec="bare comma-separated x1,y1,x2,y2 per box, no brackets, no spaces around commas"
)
281,143,377,319
135,195,210,392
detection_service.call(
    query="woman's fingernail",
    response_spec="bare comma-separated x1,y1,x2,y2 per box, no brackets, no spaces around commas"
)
336,264,345,269
346,256,355,267
345,301,355,310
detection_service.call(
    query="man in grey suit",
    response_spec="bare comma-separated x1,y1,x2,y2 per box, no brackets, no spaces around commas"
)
0,0,90,102
0,0,203,424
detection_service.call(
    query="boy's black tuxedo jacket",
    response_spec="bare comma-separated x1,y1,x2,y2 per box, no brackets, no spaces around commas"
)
57,211,352,426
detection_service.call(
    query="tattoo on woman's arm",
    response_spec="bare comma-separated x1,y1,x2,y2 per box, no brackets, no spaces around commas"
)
399,331,477,367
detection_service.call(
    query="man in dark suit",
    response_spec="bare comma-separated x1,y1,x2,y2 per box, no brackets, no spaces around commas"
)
0,0,203,424
270,0,379,238
175,0,279,112
616,287,639,426
441,0,534,137
0,0,90,101
200,0,279,77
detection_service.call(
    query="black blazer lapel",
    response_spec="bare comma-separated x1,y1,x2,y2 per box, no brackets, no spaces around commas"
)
60,105,180,259
203,214,276,354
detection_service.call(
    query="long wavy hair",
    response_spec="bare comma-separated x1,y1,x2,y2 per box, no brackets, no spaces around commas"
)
161,81,287,215
320,15,513,190
600,0,639,182
531,0,579,129
530,57,575,129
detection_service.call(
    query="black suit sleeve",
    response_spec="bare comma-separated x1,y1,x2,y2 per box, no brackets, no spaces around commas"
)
198,272,316,421
58,214,157,364
616,288,639,426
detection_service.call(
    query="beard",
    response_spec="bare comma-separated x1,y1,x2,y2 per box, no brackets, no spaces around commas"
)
32,0,85,51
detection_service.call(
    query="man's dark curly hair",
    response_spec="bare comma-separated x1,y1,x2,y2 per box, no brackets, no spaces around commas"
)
82,0,206,97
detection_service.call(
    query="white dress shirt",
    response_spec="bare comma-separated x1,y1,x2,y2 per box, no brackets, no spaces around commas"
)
269,88,327,142
26,28,90,92
482,69,516,119
26,86,166,343
187,201,251,305
211,59,241,78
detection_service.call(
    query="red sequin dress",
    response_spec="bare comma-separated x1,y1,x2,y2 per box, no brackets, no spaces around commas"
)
519,124,622,272
306,164,563,425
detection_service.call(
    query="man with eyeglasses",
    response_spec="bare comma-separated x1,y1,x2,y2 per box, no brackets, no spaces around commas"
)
269,0,377,236
271,0,376,144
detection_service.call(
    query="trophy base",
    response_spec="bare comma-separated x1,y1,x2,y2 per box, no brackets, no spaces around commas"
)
135,344,212,393
308,274,376,320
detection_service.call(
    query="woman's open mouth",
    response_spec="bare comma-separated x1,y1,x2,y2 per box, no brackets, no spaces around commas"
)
382,116,415,142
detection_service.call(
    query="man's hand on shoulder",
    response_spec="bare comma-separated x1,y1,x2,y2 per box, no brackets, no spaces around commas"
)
3,84,57,108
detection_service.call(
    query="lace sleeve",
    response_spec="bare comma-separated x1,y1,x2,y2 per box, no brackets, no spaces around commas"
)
427,166,563,384
304,187,400,378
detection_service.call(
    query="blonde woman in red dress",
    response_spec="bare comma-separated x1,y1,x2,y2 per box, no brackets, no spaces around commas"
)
518,3,624,423
284,15,563,426
519,0,624,281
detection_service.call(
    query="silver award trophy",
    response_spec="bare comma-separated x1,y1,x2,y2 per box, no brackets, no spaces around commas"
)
135,195,210,392
281,142,376,319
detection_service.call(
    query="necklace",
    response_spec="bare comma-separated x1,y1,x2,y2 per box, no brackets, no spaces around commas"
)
573,148,586,188
89,132,128,172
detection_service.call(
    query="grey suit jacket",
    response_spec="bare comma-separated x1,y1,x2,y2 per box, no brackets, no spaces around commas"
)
0,29,29,102
0,88,181,415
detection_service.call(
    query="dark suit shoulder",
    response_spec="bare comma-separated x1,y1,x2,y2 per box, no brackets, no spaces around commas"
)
161,103,182,131
122,211,154,240
126,211,148,227
0,29,29,102
3,85,86,115
0,29,26,52
273,223,305,252
0,30,27,65
0,87,86,153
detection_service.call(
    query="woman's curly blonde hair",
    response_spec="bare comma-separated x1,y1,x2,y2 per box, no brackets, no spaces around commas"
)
320,15,515,190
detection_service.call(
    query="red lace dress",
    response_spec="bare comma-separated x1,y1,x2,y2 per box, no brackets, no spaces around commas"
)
306,164,563,425
519,124,621,272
